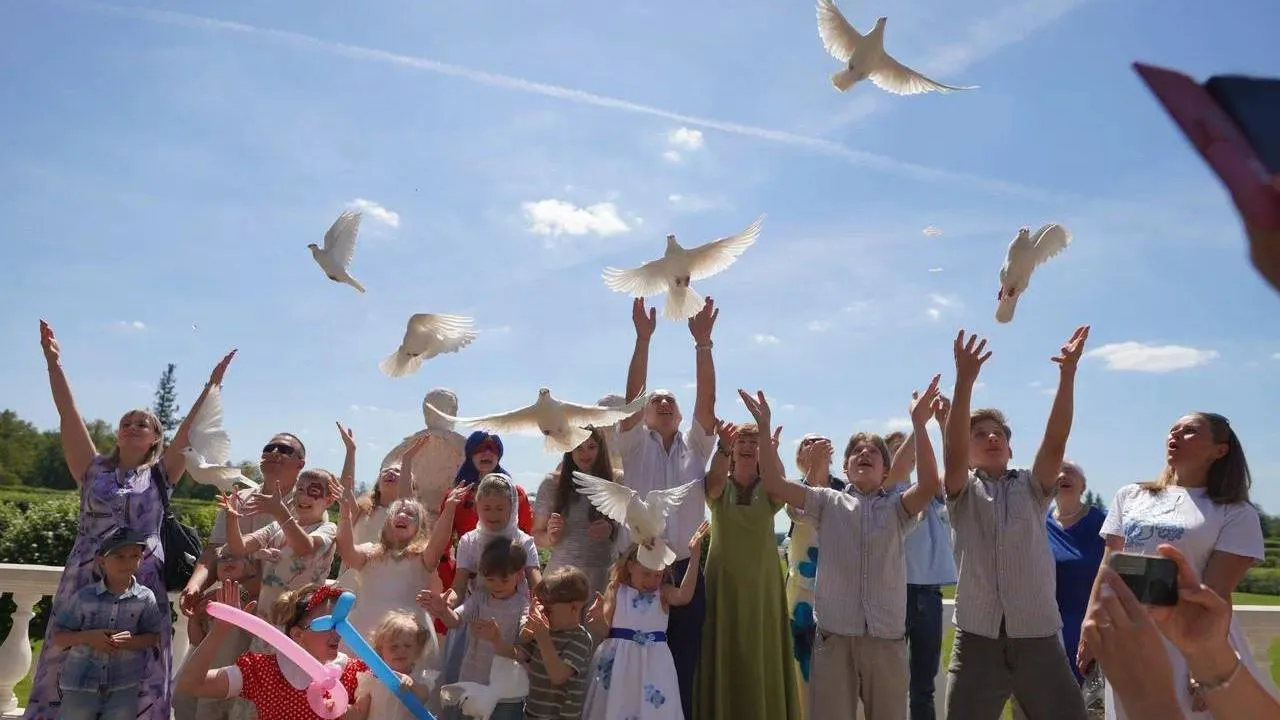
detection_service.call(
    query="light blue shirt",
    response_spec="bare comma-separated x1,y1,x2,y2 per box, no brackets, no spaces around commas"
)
894,481,957,586
52,578,163,692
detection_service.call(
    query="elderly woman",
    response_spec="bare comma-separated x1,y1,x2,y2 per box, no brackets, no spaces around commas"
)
25,321,234,720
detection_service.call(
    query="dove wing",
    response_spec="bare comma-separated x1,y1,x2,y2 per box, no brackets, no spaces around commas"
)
557,391,647,427
189,385,233,465
602,256,673,297
644,480,699,521
442,402,543,435
686,216,763,281
405,313,477,354
870,54,978,96
571,471,636,526
816,0,862,63
322,210,362,269
1030,224,1071,266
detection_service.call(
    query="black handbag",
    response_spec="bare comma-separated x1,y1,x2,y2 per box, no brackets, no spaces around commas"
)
157,469,203,593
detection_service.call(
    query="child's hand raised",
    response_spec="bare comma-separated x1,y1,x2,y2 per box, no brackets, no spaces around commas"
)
416,589,448,615
952,330,992,381
471,618,500,643
523,604,551,639
444,486,469,509
336,422,356,453
689,520,711,556
910,375,942,426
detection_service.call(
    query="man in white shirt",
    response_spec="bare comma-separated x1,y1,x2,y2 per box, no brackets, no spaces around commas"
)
613,296,718,720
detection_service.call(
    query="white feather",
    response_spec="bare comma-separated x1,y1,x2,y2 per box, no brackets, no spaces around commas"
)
379,313,477,378
309,210,366,293
995,223,1072,324
572,472,698,570
438,658,529,720
427,389,646,454
181,385,257,493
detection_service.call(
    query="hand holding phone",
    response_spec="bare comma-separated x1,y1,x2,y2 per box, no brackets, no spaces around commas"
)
1108,551,1179,606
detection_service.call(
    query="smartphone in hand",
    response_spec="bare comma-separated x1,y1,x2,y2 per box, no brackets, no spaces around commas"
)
1109,551,1179,606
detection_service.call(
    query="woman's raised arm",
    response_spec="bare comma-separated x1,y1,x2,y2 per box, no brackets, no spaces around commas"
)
40,321,96,485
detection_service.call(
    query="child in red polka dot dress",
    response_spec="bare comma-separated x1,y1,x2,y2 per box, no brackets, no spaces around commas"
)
176,582,369,720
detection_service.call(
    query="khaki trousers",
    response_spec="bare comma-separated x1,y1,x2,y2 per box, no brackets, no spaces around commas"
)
808,630,908,720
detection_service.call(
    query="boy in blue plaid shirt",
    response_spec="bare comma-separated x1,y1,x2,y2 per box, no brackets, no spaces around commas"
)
50,527,164,720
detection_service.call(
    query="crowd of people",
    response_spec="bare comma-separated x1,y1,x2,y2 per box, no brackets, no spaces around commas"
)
20,288,1280,719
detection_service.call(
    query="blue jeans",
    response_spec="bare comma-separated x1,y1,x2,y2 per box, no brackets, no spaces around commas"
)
57,686,138,720
905,584,944,720
666,557,705,720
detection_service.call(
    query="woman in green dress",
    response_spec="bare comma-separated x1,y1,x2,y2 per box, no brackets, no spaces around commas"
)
696,421,802,719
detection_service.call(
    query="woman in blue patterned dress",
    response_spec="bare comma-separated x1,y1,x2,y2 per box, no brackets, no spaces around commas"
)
24,321,235,720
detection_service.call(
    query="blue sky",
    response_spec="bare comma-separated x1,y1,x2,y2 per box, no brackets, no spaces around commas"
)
3,0,1279,532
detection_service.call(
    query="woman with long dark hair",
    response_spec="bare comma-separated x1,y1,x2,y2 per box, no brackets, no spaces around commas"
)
533,426,621,598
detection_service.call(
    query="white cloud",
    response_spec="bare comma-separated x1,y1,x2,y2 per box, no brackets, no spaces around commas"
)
347,198,400,228
926,308,942,321
348,404,384,413
114,320,146,331
1272,352,1280,360
521,199,630,238
662,150,683,163
926,293,961,321
667,193,716,212
667,127,704,152
1086,342,1220,373
752,333,780,346
923,226,944,237
807,320,831,332
883,417,913,432
928,267,944,273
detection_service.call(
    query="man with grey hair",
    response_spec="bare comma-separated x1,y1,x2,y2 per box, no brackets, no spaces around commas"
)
380,387,465,534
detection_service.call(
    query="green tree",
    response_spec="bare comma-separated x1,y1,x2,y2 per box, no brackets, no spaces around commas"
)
29,420,116,489
0,410,44,486
153,364,181,443
1083,489,1107,513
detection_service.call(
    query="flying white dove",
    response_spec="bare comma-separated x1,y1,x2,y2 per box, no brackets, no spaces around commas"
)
427,389,648,454
179,385,258,493
996,223,1071,324
379,313,477,378
439,657,530,720
602,216,763,321
308,210,366,293
817,0,977,95
572,472,698,570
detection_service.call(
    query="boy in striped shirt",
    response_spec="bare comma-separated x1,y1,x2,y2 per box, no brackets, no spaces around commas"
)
517,566,594,719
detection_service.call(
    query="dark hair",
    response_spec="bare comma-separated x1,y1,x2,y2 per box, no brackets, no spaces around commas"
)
455,431,508,487
554,427,613,521
536,566,590,605
478,536,528,577
1141,412,1251,505
276,432,306,459
970,409,1012,441
842,431,891,467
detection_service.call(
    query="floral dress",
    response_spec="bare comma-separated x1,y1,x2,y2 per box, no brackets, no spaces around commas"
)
581,585,682,720
24,456,172,720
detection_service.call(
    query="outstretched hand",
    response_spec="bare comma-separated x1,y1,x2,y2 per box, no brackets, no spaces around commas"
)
207,350,237,387
910,375,942,425
688,297,718,344
714,419,739,448
952,330,992,381
39,320,60,364
336,422,356,452
632,298,656,340
736,389,772,428
1051,325,1090,372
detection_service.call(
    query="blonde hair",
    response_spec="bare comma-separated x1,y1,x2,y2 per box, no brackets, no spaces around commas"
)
608,543,671,591
370,610,430,657
355,465,401,523
106,409,164,470
367,498,431,561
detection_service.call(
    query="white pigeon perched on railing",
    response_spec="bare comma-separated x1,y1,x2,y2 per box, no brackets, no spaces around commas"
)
426,388,647,454
816,0,977,95
572,472,698,570
180,385,258,493
996,223,1071,323
379,313,477,378
602,216,763,321
439,657,530,720
308,210,366,293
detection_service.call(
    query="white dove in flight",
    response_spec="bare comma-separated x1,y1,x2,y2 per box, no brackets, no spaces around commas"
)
996,223,1071,324
307,210,366,293
180,385,258,493
379,313,478,378
602,216,763,321
816,0,977,95
572,471,698,570
439,657,530,720
426,389,648,454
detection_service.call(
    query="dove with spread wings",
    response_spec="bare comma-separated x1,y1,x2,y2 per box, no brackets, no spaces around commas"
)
308,209,366,293
180,384,258,493
572,471,698,571
439,657,530,720
996,223,1071,324
379,313,478,378
602,216,763,321
816,0,977,95
426,389,647,454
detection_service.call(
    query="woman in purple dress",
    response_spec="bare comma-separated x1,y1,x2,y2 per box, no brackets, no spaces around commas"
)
24,321,235,720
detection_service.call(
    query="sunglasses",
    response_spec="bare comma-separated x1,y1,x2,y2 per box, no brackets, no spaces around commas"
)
262,443,298,457
800,437,830,447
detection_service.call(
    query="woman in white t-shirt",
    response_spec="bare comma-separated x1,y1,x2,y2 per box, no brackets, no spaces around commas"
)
1080,412,1276,719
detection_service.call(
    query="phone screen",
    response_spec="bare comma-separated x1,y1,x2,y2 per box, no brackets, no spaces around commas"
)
1108,552,1179,606
1205,76,1280,174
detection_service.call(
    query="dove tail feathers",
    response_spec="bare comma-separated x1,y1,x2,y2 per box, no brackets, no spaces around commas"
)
379,350,425,379
664,285,705,321
831,68,858,92
995,295,1018,324
346,276,366,293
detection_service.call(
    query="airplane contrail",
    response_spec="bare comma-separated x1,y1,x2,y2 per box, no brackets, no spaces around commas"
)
45,0,1070,201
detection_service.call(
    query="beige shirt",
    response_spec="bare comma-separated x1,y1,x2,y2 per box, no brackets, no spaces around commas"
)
800,484,918,639
947,468,1060,639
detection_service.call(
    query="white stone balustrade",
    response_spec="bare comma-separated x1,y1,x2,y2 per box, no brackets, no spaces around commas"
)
0,563,1278,718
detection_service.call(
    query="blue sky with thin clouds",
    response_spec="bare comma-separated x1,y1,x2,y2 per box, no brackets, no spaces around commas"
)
2,0,1279,530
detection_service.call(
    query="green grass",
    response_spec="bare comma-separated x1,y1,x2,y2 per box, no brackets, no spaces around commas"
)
14,640,36,705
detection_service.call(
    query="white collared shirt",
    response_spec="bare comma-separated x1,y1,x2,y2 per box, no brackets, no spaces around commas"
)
613,420,715,560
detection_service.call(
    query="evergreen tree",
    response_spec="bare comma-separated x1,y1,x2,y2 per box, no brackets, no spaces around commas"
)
153,364,181,443
1083,489,1107,513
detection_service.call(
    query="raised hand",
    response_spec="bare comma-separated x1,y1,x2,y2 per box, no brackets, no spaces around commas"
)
689,519,711,556
952,330,993,381
39,320,61,365
632,298,657,341
688,297,718,344
1051,325,1090,372
416,589,449,615
523,603,551,638
216,491,245,518
736,389,772,429
546,513,565,545
241,477,288,520
771,425,783,449
444,485,469,509
328,479,354,508
471,617,500,643
207,350,237,387
336,422,356,453
714,419,739,449
933,394,952,424
911,375,943,426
